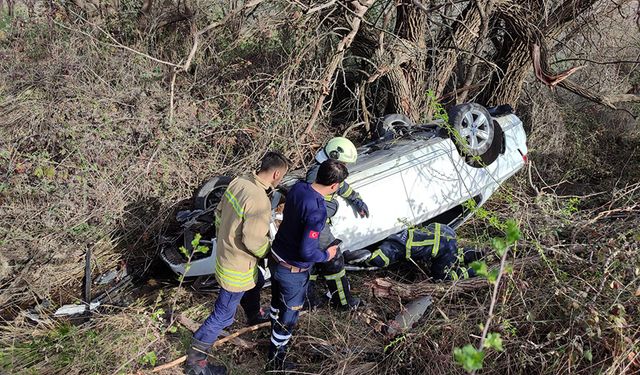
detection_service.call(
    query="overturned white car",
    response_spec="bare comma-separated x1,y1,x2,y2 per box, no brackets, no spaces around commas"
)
159,103,528,279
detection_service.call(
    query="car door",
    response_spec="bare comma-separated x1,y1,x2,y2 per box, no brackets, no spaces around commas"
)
329,141,423,251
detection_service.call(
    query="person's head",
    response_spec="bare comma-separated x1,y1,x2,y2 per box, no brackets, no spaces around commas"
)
256,151,289,188
313,159,349,195
323,137,358,164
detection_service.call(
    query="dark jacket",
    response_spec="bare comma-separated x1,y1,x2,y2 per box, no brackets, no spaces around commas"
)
306,162,360,218
271,181,330,268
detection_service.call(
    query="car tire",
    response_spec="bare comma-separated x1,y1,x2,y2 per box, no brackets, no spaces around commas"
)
373,114,414,140
447,103,504,167
193,176,233,210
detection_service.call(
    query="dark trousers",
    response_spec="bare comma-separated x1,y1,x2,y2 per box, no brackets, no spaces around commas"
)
193,271,264,344
367,226,476,281
269,262,309,349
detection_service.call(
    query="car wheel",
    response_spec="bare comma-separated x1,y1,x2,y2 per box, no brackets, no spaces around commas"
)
447,103,504,167
373,114,414,140
193,176,233,210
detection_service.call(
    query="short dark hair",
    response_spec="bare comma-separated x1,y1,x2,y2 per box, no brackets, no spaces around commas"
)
257,151,289,173
315,159,349,186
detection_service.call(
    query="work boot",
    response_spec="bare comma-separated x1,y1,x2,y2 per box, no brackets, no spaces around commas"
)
246,307,270,326
462,247,486,264
339,295,365,310
266,343,297,373
343,249,372,264
303,279,329,310
184,338,227,375
326,272,365,310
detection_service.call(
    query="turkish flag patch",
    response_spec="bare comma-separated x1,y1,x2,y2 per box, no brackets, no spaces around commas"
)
308,230,320,239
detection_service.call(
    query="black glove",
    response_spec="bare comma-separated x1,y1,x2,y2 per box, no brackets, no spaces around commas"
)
350,198,369,218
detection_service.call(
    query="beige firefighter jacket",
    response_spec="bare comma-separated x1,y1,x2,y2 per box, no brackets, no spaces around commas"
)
214,173,271,292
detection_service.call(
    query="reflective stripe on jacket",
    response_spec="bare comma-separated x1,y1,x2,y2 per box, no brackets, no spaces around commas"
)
368,223,457,266
215,173,272,292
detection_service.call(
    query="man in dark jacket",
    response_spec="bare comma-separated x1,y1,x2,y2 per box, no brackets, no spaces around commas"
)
266,159,348,371
305,136,369,309
365,223,484,280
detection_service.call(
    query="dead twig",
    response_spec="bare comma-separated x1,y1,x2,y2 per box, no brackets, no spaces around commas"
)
176,313,255,348
168,68,178,124
372,257,538,300
302,0,375,138
52,8,182,69
153,316,271,372
183,0,265,72
212,321,270,347
151,355,186,372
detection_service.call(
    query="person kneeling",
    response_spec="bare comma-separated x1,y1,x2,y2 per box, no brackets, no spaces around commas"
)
364,223,484,280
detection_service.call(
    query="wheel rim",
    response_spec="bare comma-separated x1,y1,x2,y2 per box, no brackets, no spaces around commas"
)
383,119,411,135
205,185,228,210
457,109,493,154
391,120,410,128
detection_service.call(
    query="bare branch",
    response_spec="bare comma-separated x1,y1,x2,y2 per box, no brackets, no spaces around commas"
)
52,17,182,69
183,0,266,72
532,44,584,87
303,0,375,137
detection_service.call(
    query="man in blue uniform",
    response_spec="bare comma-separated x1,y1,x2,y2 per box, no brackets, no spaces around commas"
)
305,137,370,309
365,223,484,280
266,159,348,371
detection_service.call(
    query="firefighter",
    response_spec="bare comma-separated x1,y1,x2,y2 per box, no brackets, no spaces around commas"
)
267,159,346,371
184,152,289,375
365,223,484,280
305,137,370,309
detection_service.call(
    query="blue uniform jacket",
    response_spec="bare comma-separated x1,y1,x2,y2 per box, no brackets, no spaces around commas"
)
272,181,330,268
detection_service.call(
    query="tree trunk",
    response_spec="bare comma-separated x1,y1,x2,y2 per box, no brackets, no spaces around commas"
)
383,1,430,120
483,41,530,106
428,2,482,99
481,0,603,106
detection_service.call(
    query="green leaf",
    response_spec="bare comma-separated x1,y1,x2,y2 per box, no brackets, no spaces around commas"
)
195,245,210,254
151,308,165,322
484,332,504,352
167,325,178,333
141,351,157,366
470,261,489,278
453,344,485,372
505,219,521,244
383,334,406,353
487,269,500,284
504,263,514,274
179,246,189,257
191,233,202,249
584,350,593,362
492,237,507,256
33,166,44,178
44,166,56,179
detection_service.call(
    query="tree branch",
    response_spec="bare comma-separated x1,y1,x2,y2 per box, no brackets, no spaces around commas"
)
183,0,266,72
302,0,375,138
531,44,584,87
371,257,537,300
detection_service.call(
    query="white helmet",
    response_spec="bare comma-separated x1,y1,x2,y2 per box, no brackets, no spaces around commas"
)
322,137,358,163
